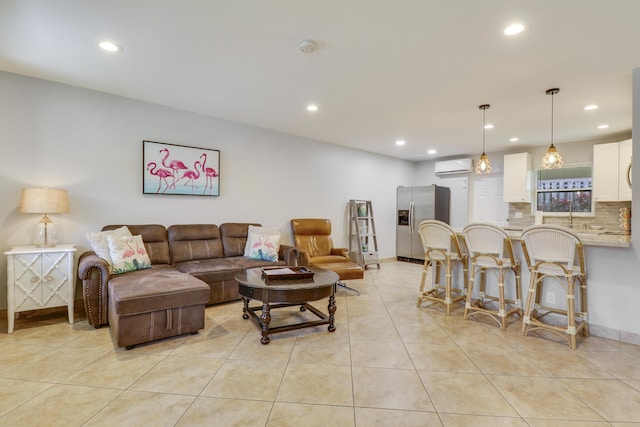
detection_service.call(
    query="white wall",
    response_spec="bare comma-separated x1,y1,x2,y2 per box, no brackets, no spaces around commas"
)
412,161,470,229
0,71,415,306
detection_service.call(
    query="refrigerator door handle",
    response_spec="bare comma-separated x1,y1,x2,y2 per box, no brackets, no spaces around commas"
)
409,201,414,234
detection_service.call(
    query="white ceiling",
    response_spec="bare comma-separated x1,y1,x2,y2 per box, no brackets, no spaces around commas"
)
1,0,639,161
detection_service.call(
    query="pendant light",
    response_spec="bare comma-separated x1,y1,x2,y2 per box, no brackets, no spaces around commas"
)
475,104,492,175
541,88,563,169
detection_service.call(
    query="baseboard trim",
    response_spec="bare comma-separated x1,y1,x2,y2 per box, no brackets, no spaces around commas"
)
0,299,85,321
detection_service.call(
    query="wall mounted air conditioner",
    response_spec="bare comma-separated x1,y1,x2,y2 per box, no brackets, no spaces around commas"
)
434,158,473,176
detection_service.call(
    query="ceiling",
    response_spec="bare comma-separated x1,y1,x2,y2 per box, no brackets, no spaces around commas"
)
1,1,639,161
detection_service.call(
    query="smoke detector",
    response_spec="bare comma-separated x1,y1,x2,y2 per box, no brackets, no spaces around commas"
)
298,39,318,54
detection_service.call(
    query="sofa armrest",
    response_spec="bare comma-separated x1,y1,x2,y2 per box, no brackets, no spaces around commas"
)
78,251,111,328
331,247,349,258
278,244,299,266
297,250,312,267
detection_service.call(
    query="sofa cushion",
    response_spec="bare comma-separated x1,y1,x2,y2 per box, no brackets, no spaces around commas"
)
108,268,209,315
107,234,152,274
219,223,260,257
102,225,170,265
173,258,241,284
244,226,281,262
168,224,224,263
86,226,132,272
226,255,286,270
309,255,350,264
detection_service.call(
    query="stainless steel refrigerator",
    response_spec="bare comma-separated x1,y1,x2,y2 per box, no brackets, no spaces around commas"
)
396,185,450,260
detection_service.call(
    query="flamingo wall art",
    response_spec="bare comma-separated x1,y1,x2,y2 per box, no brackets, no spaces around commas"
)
143,140,220,196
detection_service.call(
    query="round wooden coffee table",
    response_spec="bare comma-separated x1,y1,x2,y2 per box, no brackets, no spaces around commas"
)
236,267,339,344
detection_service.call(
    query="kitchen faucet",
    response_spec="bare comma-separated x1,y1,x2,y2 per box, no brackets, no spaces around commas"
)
568,204,574,229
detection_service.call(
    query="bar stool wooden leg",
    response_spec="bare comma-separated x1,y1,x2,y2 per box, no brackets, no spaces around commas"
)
567,274,577,350
417,258,430,307
445,257,453,316
522,272,538,336
462,258,469,301
464,263,476,320
498,267,506,330
534,273,543,311
513,265,523,316
478,268,487,308
580,275,589,337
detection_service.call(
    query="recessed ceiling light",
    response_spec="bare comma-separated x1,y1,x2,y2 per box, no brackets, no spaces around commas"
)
504,23,524,36
306,104,318,112
509,137,519,142
427,149,437,155
99,41,122,52
484,124,494,129
597,124,609,129
584,104,598,111
395,139,406,146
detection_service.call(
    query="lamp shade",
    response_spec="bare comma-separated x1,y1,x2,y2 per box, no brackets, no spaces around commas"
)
541,144,563,169
20,188,70,214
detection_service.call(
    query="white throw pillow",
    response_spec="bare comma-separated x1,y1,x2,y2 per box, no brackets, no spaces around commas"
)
107,234,152,275
244,226,281,262
85,226,132,272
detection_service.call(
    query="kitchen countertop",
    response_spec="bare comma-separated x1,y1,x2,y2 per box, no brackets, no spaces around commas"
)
502,227,631,248
455,225,631,248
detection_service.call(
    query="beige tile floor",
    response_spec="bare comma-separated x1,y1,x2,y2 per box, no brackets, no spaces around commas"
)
1,261,640,426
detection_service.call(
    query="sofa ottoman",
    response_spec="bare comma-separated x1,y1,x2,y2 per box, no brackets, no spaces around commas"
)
107,268,210,349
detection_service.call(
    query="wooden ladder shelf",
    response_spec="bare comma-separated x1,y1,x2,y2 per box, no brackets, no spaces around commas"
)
348,200,380,269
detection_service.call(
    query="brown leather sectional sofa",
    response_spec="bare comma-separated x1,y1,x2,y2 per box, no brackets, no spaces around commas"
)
78,223,297,339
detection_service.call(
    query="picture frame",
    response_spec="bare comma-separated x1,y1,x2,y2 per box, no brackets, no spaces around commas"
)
143,140,220,196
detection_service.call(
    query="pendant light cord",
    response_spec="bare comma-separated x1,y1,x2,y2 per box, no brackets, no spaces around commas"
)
482,107,486,154
479,104,490,154
550,90,554,148
476,104,491,174
546,88,559,148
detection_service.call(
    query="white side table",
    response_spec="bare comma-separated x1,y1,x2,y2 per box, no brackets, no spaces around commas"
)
4,245,77,333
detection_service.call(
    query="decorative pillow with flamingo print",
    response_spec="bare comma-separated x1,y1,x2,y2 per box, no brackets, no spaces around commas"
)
244,226,281,262
86,226,132,273
107,234,152,275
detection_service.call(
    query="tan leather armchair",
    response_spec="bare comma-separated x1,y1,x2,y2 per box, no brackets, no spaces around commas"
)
291,218,364,293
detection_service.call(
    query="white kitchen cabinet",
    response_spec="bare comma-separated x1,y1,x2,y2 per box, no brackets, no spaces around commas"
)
4,245,76,333
593,142,619,201
593,140,632,202
618,139,632,201
503,152,532,203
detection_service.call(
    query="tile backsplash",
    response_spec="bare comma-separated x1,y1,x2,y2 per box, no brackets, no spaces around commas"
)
507,201,632,233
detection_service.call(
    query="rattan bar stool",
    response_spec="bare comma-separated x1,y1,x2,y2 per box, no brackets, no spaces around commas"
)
462,223,522,330
520,225,589,349
416,220,468,315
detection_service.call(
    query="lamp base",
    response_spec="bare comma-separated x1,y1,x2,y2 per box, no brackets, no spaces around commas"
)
32,219,59,248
